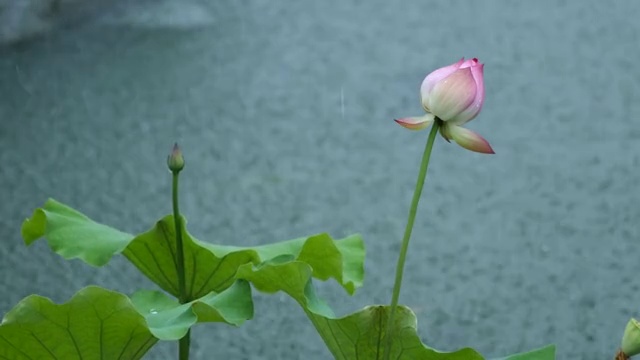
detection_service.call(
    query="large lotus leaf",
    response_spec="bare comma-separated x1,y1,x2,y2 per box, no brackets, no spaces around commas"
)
0,286,156,360
22,199,364,299
236,261,555,360
123,215,363,300
130,280,253,340
492,345,556,360
21,199,133,266
203,232,364,295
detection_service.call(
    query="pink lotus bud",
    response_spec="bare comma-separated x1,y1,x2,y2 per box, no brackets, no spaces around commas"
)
395,57,494,154
622,318,640,357
167,143,185,172
420,58,484,125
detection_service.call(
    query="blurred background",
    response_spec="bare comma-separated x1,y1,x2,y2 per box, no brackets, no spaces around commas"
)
1,0,639,359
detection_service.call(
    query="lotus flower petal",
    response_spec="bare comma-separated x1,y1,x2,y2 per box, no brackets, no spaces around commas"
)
447,124,495,154
459,58,478,69
428,67,477,121
450,60,485,125
394,113,435,131
439,123,452,142
420,58,464,111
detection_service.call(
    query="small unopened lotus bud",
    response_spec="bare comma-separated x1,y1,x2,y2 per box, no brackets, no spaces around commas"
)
395,57,494,154
167,143,185,172
621,318,640,357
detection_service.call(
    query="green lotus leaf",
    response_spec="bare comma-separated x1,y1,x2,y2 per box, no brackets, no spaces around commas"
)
0,286,156,360
130,280,253,340
236,260,555,360
22,199,364,299
491,345,556,360
21,199,133,266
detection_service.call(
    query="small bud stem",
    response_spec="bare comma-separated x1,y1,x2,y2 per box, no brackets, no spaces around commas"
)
383,119,441,360
170,152,190,360
172,172,187,303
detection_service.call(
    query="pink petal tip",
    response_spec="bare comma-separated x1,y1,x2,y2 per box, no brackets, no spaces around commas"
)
394,115,435,131
448,125,495,154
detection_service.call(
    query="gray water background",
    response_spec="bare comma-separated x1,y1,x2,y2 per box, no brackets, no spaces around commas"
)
1,1,639,359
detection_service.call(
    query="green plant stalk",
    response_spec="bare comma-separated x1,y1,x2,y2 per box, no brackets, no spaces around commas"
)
172,171,190,360
172,172,187,303
383,120,440,360
179,330,191,360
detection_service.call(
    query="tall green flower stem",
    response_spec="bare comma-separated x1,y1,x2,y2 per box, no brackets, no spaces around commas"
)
383,120,440,360
169,144,190,360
